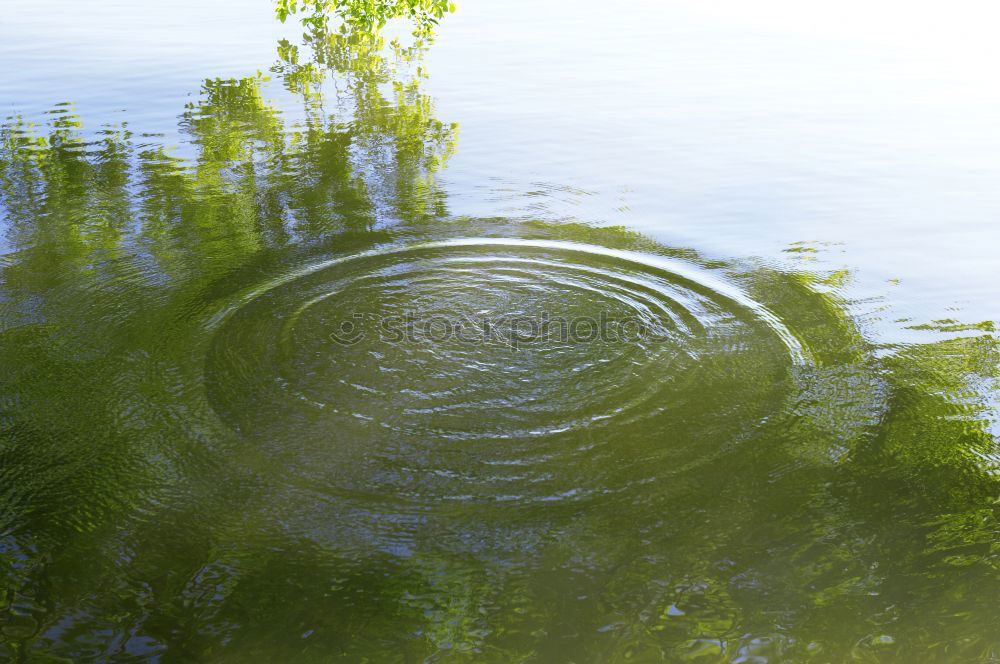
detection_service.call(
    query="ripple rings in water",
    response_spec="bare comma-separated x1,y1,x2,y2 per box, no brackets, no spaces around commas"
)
204,239,809,507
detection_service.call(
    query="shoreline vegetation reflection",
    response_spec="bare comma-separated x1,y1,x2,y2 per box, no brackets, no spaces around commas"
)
1,3,999,662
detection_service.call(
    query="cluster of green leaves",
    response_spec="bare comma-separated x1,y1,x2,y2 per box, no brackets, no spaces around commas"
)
275,0,455,36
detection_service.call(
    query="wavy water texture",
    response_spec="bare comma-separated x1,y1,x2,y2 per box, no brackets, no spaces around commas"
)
1,15,999,663
1,214,997,660
205,238,803,507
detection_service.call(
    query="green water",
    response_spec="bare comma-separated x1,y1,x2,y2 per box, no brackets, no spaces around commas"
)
2,3,1000,662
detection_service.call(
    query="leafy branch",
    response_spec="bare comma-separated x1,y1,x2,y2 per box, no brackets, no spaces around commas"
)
275,0,455,36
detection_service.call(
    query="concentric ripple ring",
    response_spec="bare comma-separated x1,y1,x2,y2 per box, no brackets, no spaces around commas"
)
204,238,810,507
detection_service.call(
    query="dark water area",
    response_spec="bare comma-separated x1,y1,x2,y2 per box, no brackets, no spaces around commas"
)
1,0,999,661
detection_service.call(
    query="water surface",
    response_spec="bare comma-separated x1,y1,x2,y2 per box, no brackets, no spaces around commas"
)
1,0,999,661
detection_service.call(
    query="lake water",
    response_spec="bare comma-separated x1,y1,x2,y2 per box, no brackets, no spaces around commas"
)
1,0,999,661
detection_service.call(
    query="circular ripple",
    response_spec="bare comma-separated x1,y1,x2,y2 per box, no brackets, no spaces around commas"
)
205,239,807,506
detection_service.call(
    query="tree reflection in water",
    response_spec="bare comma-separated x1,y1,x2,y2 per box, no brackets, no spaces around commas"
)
1,15,998,664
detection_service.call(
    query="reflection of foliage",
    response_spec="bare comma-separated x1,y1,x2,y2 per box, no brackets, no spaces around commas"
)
275,0,455,36
0,27,460,658
2,24,1000,664
272,27,457,221
0,174,998,658
0,23,456,290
